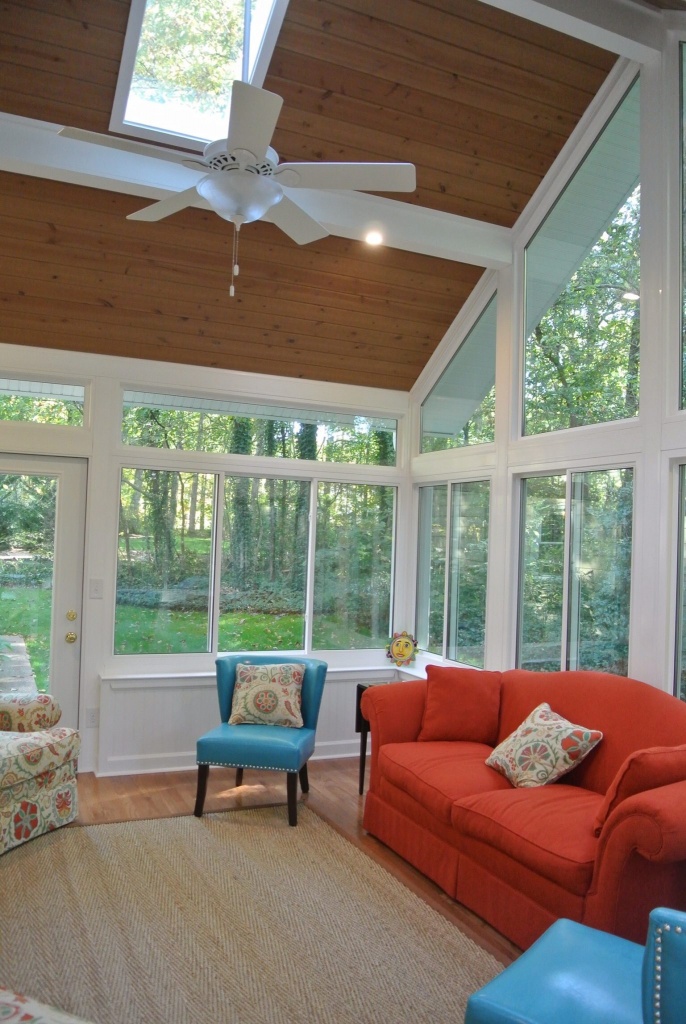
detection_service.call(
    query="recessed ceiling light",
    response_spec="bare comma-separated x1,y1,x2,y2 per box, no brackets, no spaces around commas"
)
365,230,384,246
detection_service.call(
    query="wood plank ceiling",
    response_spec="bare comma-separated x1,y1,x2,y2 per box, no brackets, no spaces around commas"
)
0,0,619,390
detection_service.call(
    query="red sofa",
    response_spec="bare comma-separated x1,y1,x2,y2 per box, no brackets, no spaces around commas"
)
361,667,686,950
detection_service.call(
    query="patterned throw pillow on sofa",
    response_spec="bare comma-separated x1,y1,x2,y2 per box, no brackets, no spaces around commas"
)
229,663,305,728
486,702,603,788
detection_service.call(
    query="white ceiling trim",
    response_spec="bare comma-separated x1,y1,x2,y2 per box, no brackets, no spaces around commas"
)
476,0,663,61
0,113,512,269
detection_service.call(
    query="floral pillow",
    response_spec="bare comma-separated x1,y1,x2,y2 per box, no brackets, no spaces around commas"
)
229,663,305,728
486,702,603,788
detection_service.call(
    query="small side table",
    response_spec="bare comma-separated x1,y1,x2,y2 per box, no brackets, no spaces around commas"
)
355,683,371,795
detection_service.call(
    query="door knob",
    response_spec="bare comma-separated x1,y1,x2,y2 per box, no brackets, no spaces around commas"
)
65,632,78,643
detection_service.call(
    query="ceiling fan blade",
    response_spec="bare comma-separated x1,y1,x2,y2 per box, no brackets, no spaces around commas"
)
226,81,283,162
265,196,328,244
275,162,416,192
58,127,195,165
126,186,200,222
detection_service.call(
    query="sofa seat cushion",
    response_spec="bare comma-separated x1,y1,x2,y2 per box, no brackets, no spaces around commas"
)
452,785,602,895
0,727,80,786
378,741,512,825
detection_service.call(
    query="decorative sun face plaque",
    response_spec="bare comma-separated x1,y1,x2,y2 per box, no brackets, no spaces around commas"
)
386,630,418,667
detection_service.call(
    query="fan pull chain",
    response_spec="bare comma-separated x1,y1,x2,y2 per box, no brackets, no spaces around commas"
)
230,223,241,298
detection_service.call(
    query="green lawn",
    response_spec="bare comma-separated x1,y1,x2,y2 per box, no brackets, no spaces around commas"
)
0,587,51,689
1,586,383,675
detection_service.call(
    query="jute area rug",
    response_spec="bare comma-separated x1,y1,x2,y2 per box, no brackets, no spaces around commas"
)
1,806,501,1024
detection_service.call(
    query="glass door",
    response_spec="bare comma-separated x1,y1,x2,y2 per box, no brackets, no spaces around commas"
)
0,455,86,728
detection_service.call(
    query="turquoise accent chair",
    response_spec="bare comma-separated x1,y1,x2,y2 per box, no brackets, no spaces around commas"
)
194,655,327,826
464,907,686,1024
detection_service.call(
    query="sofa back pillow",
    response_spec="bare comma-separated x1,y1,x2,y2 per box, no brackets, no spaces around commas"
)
417,666,501,744
486,702,603,788
593,743,686,835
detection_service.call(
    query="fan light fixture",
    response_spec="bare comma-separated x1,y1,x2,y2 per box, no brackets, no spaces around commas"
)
196,169,285,297
196,170,284,228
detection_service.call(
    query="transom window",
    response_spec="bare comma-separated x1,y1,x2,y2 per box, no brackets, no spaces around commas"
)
0,379,84,427
122,391,396,466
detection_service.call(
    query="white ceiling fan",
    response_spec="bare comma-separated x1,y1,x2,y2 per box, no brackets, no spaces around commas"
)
59,81,416,246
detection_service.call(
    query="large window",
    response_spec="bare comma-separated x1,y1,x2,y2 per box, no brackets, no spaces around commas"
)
518,468,633,673
313,483,395,650
524,80,640,435
116,469,215,654
122,391,396,466
447,481,490,666
420,295,496,452
416,480,490,666
416,485,448,654
219,476,310,652
116,469,395,654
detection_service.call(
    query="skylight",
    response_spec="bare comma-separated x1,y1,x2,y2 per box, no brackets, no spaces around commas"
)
110,0,289,150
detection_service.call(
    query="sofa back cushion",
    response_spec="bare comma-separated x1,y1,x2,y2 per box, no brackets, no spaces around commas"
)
418,666,501,744
499,670,686,794
593,744,686,834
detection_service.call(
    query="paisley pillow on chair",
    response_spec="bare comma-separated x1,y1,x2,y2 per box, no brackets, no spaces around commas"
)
229,663,305,728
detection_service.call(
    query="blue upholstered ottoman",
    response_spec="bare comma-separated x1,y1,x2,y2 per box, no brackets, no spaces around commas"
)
465,918,644,1024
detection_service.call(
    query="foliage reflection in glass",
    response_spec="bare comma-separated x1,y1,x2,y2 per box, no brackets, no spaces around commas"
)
416,485,447,654
219,476,310,652
0,474,56,689
518,469,633,673
0,380,84,427
122,393,396,466
567,469,633,674
447,480,490,667
524,80,640,435
518,475,566,671
313,482,395,649
116,469,215,654
421,296,496,452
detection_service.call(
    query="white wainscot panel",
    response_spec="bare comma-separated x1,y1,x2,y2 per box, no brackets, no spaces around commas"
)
97,667,397,776
98,673,218,776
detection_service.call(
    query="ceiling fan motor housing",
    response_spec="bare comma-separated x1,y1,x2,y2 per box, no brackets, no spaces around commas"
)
204,139,277,177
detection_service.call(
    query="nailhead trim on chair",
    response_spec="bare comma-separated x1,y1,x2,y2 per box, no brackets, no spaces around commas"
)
653,921,684,1024
197,760,282,771
654,925,663,1023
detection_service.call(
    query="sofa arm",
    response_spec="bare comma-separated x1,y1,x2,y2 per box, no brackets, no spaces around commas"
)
585,782,686,941
0,693,62,732
360,679,427,745
360,680,427,791
597,782,686,863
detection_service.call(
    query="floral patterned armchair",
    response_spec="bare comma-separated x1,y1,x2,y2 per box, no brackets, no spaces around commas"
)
0,693,80,854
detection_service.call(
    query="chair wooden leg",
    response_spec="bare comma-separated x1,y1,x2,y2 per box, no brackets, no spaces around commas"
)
299,763,309,793
194,764,209,817
235,767,244,787
287,772,298,826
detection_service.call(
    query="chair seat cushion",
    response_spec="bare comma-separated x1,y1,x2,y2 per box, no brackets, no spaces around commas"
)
465,918,643,1024
197,723,316,772
0,727,80,786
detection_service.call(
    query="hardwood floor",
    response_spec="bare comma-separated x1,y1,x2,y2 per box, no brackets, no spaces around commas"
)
76,756,519,966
